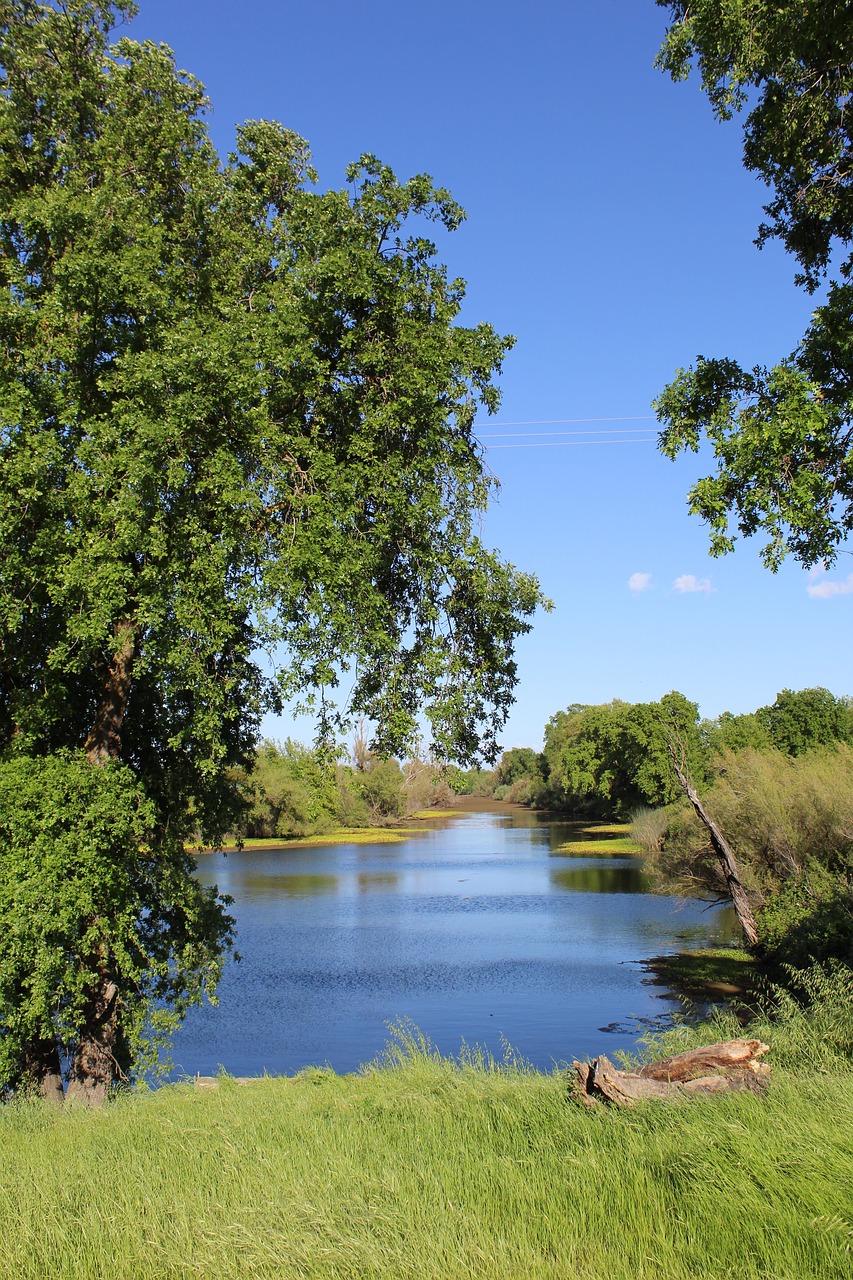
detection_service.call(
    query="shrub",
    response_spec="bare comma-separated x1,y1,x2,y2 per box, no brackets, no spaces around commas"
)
629,805,671,852
646,745,853,961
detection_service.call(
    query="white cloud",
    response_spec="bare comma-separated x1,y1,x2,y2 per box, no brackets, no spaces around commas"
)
673,574,713,594
628,571,652,592
807,571,853,599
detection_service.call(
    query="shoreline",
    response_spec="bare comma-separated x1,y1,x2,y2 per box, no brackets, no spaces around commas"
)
189,803,474,854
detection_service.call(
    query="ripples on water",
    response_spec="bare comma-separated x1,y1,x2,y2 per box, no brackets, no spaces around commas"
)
168,807,738,1077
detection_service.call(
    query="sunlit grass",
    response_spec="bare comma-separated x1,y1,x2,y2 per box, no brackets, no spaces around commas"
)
2,974,852,1279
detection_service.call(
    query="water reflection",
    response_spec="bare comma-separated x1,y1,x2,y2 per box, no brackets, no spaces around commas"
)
217,870,340,898
356,872,399,893
170,808,738,1079
550,861,650,894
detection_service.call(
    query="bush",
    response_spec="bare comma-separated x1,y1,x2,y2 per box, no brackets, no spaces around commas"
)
401,758,454,813
757,884,853,969
455,768,497,797
244,741,338,838
354,758,406,822
645,745,853,961
0,752,231,1091
629,805,671,852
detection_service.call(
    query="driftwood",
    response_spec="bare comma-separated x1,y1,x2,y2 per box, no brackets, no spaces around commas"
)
572,1038,770,1107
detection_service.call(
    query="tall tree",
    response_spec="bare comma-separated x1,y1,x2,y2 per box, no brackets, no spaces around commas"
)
0,1,545,1099
757,687,853,756
543,692,705,816
654,0,853,569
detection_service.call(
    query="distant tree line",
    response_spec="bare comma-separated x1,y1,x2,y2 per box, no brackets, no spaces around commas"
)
463,687,853,812
237,739,455,839
462,687,853,965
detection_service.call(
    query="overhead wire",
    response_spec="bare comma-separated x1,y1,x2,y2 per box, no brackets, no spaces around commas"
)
470,415,659,448
484,437,658,448
473,415,656,431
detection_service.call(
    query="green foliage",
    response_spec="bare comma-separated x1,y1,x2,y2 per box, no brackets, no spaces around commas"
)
757,686,853,756
654,345,853,570
702,710,772,755
491,746,547,804
240,740,455,837
648,745,853,961
543,692,704,817
452,767,497,797
243,740,340,838
353,756,406,822
0,0,544,770
494,747,545,788
758,883,853,970
655,1,853,567
0,1,546,1090
0,752,232,1085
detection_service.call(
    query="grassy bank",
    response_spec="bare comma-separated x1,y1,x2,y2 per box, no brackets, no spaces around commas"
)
2,971,852,1280
555,822,644,856
192,811,458,854
644,947,759,1002
193,827,427,853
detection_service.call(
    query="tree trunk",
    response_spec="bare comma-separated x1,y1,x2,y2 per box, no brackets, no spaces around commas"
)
83,619,137,763
21,1034,65,1105
69,619,139,1102
573,1038,771,1106
65,977,121,1106
670,756,760,947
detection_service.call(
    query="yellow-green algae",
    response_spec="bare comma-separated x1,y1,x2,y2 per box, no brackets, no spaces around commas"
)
192,827,427,854
555,835,643,856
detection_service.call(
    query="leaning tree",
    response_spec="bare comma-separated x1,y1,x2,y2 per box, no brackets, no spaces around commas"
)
0,0,545,1101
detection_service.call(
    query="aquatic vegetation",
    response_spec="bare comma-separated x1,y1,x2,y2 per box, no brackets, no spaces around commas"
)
555,836,644,856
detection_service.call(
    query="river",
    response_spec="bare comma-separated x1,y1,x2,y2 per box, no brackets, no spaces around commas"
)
168,804,737,1077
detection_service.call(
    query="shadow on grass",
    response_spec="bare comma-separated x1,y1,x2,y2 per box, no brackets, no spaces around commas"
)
643,947,760,1009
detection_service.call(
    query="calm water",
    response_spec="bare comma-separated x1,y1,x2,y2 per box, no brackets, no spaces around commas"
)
168,806,737,1077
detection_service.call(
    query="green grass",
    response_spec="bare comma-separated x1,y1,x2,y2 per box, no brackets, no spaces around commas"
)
408,809,460,820
2,972,853,1279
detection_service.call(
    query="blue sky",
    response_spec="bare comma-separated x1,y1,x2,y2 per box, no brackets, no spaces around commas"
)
130,0,850,751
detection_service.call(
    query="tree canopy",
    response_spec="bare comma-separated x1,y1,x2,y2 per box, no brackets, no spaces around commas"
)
654,0,853,569
0,0,545,1098
542,692,704,817
757,687,853,757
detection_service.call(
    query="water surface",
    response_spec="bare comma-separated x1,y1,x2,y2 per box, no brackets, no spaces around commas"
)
169,806,736,1077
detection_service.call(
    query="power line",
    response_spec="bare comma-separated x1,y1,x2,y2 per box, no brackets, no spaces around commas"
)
477,426,655,439
473,414,656,430
485,436,657,449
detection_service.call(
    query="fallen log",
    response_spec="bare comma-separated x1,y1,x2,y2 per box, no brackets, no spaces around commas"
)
572,1038,770,1107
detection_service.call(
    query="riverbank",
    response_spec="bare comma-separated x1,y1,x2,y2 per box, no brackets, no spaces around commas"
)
191,806,469,853
2,976,852,1280
177,804,736,1076
191,804,643,856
